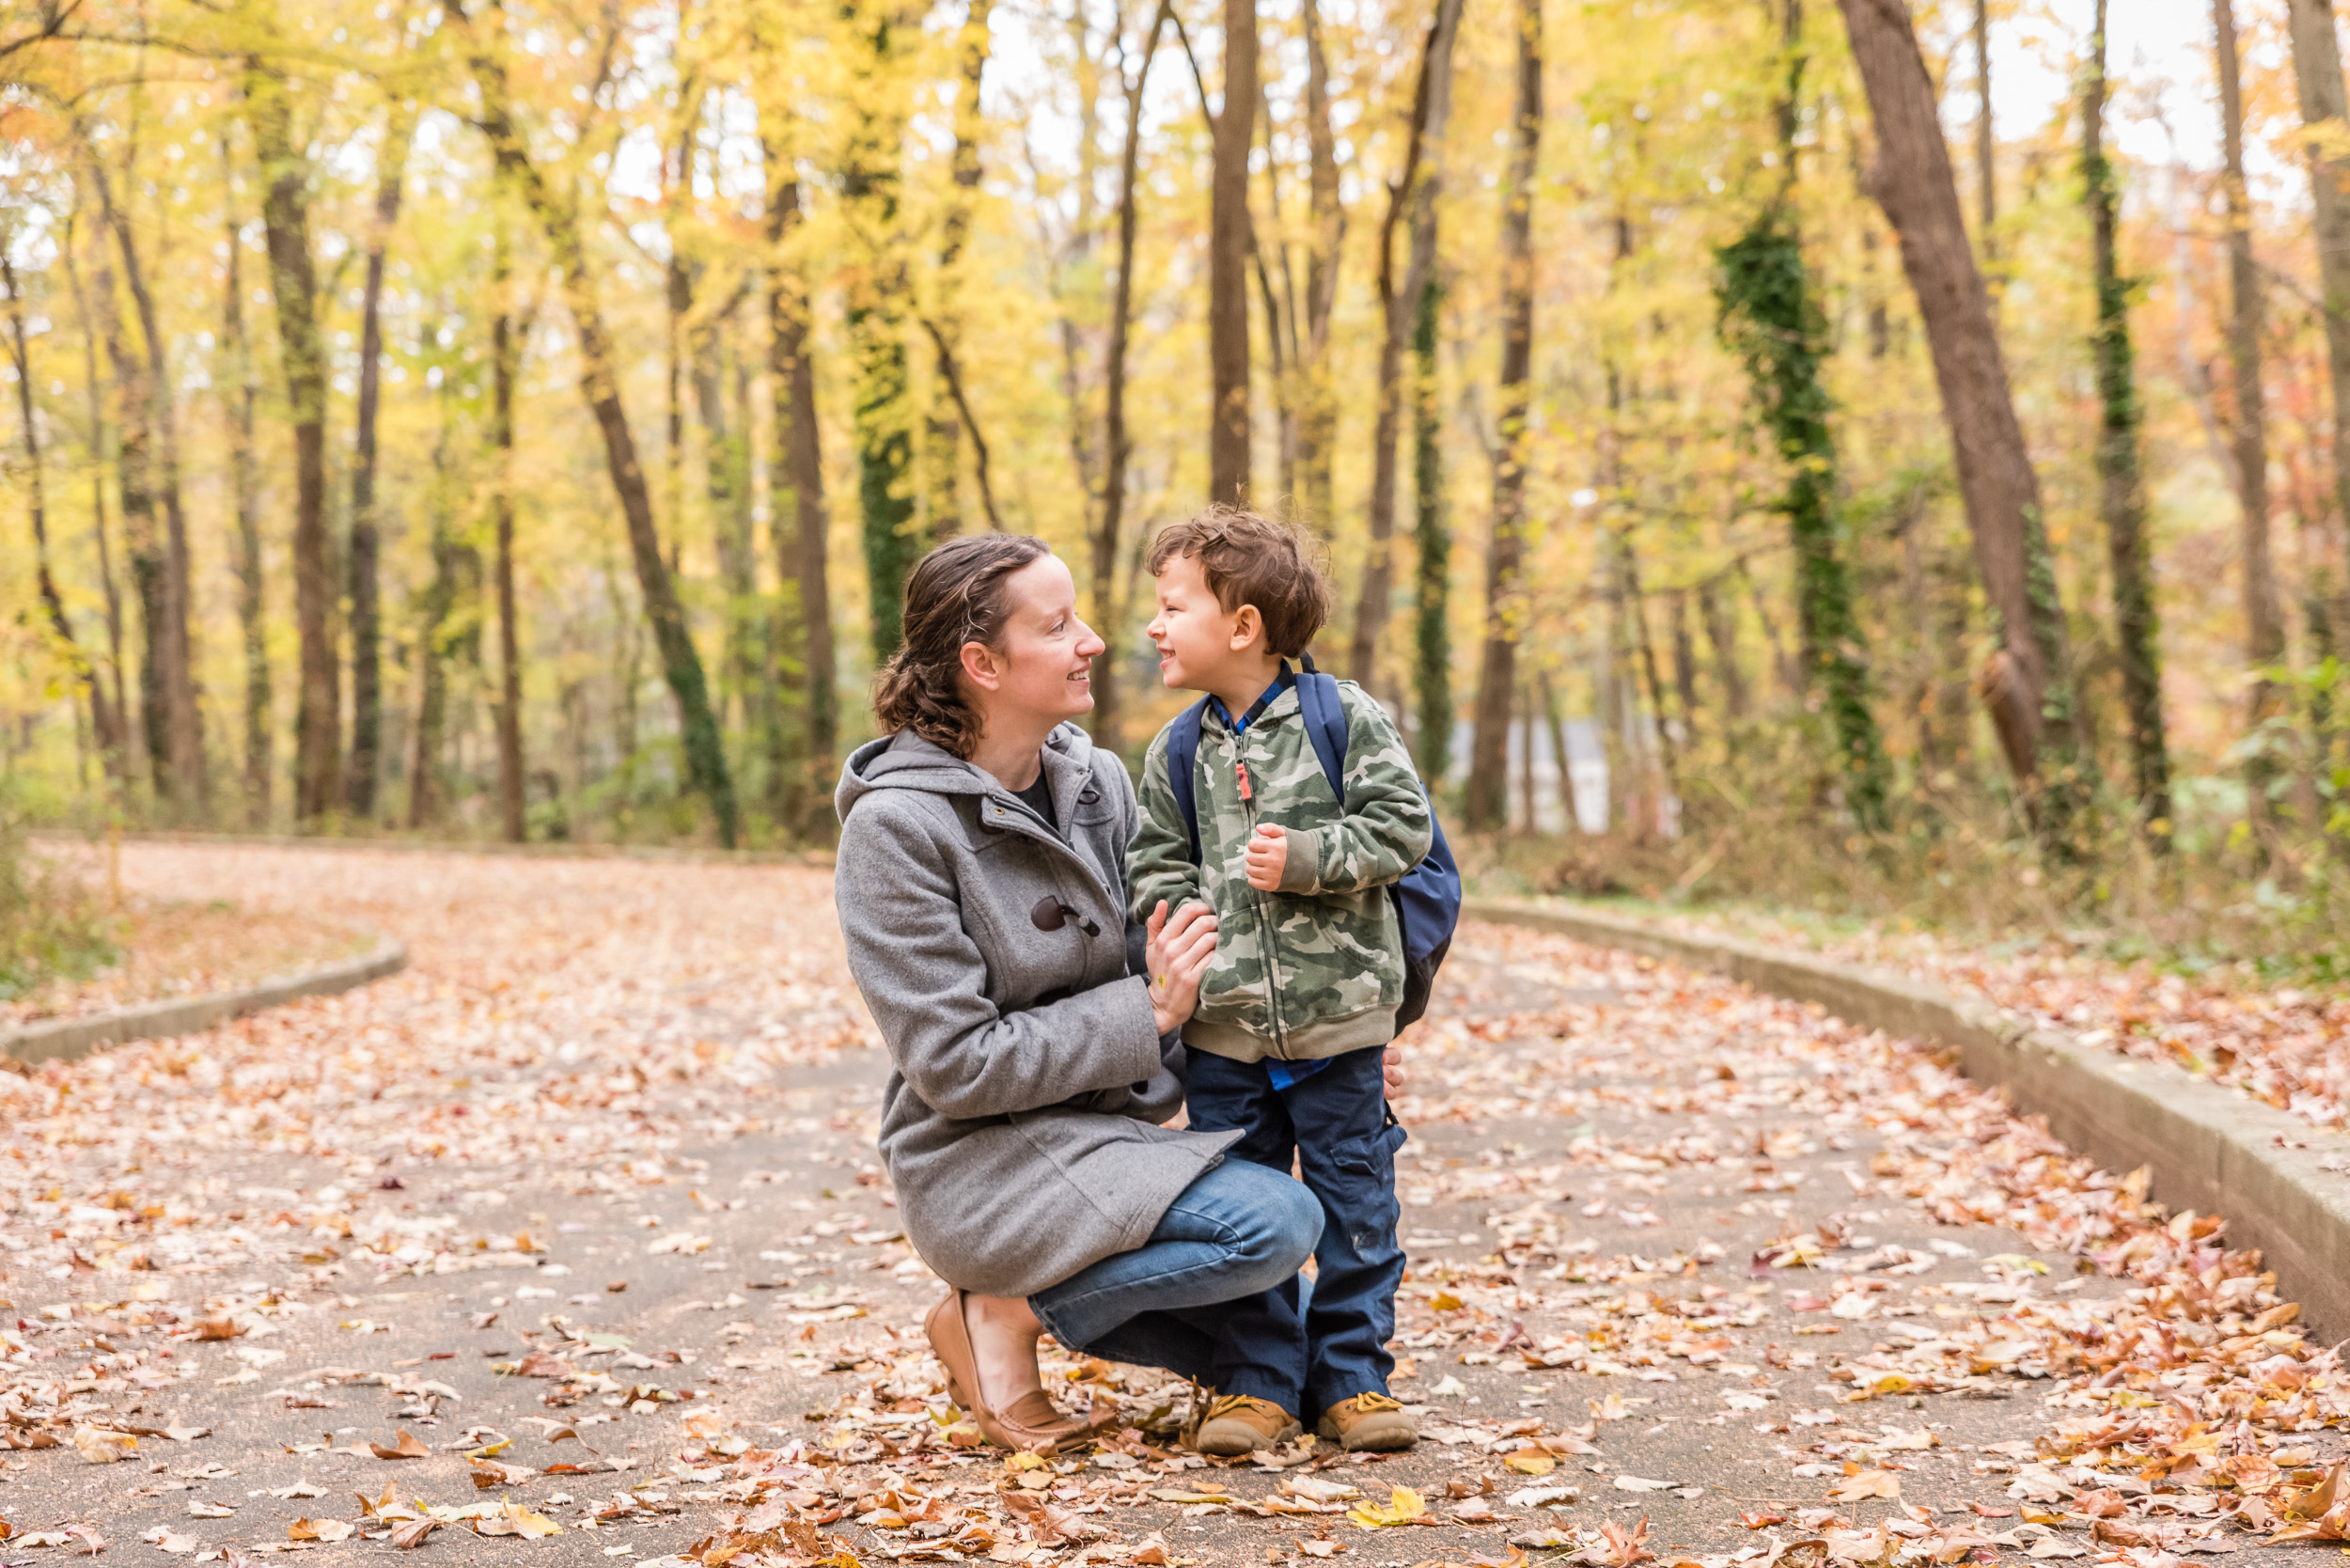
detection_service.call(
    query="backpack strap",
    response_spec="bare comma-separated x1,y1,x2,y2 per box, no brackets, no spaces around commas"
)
1292,652,1351,808
1164,696,1214,865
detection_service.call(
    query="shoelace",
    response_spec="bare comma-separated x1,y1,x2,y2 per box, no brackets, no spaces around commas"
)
1207,1393,1286,1420
1342,1392,1404,1414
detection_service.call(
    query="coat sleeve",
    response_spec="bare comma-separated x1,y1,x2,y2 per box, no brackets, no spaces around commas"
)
1126,730,1206,926
836,796,1164,1122
1277,682,1434,896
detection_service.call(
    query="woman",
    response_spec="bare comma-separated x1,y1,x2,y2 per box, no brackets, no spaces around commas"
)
833,534,1325,1453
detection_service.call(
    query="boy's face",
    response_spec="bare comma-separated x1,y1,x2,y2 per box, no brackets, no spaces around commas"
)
1147,552,1258,693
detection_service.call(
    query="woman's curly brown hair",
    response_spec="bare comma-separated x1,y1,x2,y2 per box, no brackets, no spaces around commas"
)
872,533,1052,759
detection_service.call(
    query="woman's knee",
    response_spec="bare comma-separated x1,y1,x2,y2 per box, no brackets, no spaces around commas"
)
1219,1164,1323,1288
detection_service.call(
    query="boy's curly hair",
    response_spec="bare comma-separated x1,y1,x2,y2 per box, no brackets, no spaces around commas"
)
1146,507,1331,659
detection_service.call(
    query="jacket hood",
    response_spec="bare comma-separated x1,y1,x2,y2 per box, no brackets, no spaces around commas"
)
835,722,1097,823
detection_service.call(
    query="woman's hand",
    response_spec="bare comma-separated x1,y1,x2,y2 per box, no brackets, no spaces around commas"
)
1144,900,1218,1036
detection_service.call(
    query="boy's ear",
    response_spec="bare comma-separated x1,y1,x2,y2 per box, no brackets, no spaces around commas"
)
1228,605,1264,653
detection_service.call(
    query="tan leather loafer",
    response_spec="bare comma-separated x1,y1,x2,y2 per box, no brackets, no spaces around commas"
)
923,1288,1090,1454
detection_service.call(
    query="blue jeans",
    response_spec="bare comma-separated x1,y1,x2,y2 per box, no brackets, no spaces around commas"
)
1184,1044,1406,1420
1028,1156,1322,1410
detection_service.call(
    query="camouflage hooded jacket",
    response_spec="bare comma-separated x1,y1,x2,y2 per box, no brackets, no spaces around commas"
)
1129,676,1434,1064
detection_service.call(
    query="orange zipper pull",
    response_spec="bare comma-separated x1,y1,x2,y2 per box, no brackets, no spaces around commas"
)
1235,761,1253,801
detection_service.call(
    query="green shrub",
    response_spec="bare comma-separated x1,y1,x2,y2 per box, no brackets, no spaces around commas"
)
0,810,118,1001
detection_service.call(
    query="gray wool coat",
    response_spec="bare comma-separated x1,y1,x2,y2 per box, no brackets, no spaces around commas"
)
833,724,1240,1300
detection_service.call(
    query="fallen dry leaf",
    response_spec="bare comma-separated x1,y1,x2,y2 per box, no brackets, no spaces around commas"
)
368,1430,431,1461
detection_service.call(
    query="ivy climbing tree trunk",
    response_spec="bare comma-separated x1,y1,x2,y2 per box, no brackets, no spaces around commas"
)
1716,2,1888,831
1836,0,2086,847
446,0,740,847
1349,0,1465,685
1409,276,1449,785
2084,0,2171,838
249,58,338,827
843,0,917,663
1465,0,1540,830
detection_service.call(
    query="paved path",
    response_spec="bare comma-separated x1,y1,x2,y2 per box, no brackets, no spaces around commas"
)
0,845,2330,1568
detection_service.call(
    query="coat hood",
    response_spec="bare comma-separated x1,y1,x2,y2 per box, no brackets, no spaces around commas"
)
835,722,1098,824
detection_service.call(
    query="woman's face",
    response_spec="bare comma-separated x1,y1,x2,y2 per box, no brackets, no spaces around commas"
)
966,554,1106,731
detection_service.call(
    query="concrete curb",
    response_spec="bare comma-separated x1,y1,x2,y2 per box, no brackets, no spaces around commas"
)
0,939,409,1065
1465,896,2350,1338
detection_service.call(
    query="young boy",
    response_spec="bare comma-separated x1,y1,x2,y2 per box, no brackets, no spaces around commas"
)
1129,508,1433,1457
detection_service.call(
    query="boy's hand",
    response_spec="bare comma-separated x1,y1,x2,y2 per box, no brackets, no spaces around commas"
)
1243,823,1290,891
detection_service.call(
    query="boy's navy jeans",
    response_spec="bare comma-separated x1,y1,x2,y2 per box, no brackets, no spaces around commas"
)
1183,1043,1406,1420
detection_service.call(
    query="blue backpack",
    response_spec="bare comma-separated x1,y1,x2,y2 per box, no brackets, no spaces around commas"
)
1163,655,1463,1029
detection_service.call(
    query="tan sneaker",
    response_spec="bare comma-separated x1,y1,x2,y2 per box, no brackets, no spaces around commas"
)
1316,1392,1417,1451
1193,1393,1302,1456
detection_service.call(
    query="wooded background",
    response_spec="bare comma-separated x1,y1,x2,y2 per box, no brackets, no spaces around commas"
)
2,0,2346,941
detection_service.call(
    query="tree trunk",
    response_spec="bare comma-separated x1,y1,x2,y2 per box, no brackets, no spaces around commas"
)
219,140,271,824
694,305,755,736
2287,0,2350,601
1207,0,1258,503
2,256,115,763
842,1,918,664
1973,0,1996,274
448,0,740,847
764,154,835,823
1717,2,1890,830
663,91,698,583
347,110,413,823
925,0,992,543
1539,669,1575,831
1410,276,1450,784
1619,532,1680,824
1349,0,1465,684
1670,591,1700,743
78,139,201,807
59,224,132,783
2085,0,2172,836
249,62,338,827
1836,0,2086,845
409,396,460,832
1096,0,1175,760
107,169,204,809
1700,580,1748,721
1295,0,1343,536
491,225,527,844
1465,0,1540,831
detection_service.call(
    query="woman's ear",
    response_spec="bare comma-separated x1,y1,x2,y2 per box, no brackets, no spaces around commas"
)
960,641,1003,692
1229,605,1264,654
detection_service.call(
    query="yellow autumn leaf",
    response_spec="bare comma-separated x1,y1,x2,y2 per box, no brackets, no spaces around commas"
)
1347,1486,1427,1528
